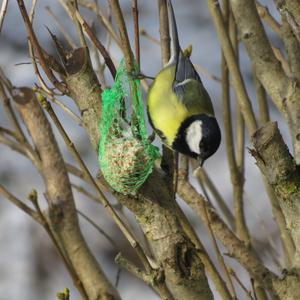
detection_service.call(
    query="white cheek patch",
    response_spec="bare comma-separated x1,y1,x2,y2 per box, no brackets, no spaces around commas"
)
186,120,203,155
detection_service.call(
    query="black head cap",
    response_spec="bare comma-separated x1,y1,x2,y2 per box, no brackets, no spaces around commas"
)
172,114,221,165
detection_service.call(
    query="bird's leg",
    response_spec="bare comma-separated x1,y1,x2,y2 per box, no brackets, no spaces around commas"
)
148,131,156,143
129,71,155,80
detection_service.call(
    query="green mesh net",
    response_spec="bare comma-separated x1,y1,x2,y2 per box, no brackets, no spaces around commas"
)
98,60,160,195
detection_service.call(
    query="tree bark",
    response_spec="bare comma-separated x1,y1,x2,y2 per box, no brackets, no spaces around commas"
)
230,0,300,163
65,48,214,300
252,122,300,268
14,87,120,300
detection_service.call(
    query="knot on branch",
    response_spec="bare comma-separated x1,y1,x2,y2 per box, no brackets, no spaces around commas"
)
251,122,296,184
64,48,87,75
13,87,34,105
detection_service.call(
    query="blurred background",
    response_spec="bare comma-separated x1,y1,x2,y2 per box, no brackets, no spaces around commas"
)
0,0,290,299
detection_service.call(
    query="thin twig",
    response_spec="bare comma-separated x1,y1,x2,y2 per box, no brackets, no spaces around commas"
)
90,21,107,87
194,169,237,299
140,28,222,83
115,268,122,287
75,10,116,78
110,0,134,72
221,0,249,244
28,1,62,97
78,0,122,48
77,209,118,249
140,28,160,45
0,67,13,90
72,181,114,204
178,179,279,296
0,81,26,142
0,132,26,155
0,131,41,170
256,2,281,36
192,162,235,230
17,0,67,94
178,157,234,300
115,253,174,300
0,185,41,223
132,0,140,66
56,0,81,47
0,126,17,138
254,76,269,125
207,0,257,135
229,269,255,300
29,0,37,21
72,0,87,48
45,5,76,49
71,183,99,203
0,0,9,33
36,89,82,125
230,9,249,245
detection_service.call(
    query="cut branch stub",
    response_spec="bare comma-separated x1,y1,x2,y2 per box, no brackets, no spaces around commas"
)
252,122,300,268
63,47,103,150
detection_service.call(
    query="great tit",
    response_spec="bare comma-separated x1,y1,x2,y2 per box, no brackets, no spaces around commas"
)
147,0,221,166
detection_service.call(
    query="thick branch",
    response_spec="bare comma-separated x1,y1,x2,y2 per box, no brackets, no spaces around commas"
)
230,0,286,113
126,170,214,300
229,0,300,164
275,0,300,42
177,179,278,294
64,48,102,150
63,47,213,300
281,17,300,82
13,87,120,300
252,122,300,267
207,0,257,135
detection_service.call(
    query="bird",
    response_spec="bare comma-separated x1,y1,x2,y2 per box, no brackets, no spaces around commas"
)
147,0,221,167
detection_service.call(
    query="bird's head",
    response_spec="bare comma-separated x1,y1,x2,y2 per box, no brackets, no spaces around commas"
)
173,114,221,166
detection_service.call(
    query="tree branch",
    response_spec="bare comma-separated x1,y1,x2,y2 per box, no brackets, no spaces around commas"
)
229,0,300,164
251,122,300,267
13,87,120,300
177,178,280,297
229,0,286,113
17,0,67,94
75,10,117,78
0,185,42,223
64,47,102,149
281,15,300,82
115,253,174,300
206,0,257,135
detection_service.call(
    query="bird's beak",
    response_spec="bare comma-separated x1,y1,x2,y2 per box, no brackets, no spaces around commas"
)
198,157,204,168
193,158,204,177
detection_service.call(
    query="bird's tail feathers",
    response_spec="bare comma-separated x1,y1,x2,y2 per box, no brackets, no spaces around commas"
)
166,0,180,67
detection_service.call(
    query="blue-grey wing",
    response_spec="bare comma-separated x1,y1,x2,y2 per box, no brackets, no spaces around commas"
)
173,51,201,99
172,53,214,115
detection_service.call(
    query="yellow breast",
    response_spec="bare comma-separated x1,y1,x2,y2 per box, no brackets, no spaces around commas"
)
147,66,189,146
